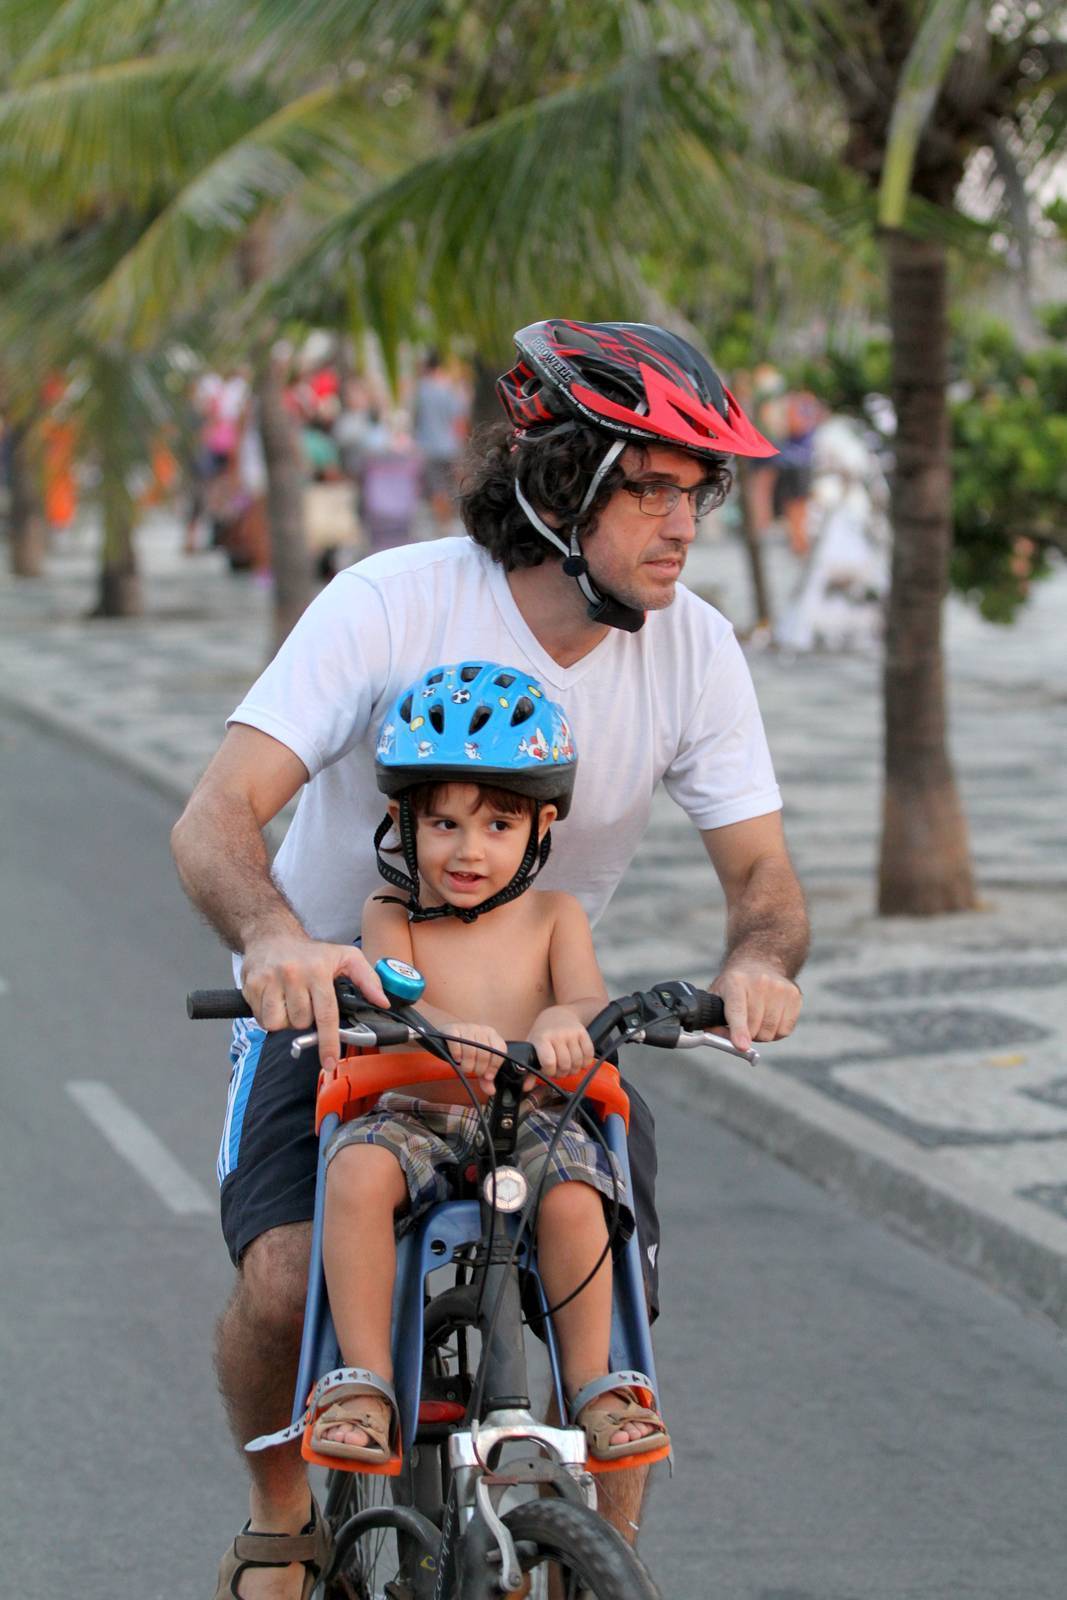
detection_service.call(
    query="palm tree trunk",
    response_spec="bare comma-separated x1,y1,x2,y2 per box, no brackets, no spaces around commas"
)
239,221,314,652
256,344,314,651
92,356,142,617
878,231,976,914
734,459,773,630
7,423,48,577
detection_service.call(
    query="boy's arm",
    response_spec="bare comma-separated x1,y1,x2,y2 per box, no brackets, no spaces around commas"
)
360,895,504,1078
544,893,610,1026
360,893,417,970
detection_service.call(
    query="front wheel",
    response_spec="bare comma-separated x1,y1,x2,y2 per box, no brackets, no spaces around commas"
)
501,1499,662,1599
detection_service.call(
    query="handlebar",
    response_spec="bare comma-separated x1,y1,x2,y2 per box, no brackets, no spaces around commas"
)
186,977,755,1064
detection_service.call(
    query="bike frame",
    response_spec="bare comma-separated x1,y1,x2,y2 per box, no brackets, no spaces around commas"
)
293,1048,669,1593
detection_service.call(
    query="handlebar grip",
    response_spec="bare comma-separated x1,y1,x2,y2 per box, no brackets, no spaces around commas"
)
187,989,254,1020
687,990,726,1030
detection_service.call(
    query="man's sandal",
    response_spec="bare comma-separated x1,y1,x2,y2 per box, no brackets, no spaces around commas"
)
308,1368,401,1466
214,1495,332,1600
570,1372,670,1463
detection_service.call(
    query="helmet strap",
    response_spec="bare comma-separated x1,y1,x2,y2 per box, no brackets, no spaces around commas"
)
373,802,553,924
512,436,645,634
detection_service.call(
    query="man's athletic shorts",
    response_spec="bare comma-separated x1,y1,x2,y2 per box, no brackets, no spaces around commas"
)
218,1023,662,1319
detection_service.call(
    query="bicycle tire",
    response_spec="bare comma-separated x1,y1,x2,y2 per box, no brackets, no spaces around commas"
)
500,1499,662,1600
319,1286,479,1599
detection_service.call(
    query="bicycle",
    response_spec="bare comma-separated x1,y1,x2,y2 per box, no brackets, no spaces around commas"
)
189,966,758,1598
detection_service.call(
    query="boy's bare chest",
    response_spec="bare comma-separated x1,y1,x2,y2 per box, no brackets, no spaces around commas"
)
410,908,555,1039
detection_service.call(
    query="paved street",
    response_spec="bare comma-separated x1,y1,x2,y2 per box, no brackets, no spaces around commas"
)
4,707,1067,1600
3,510,1066,1330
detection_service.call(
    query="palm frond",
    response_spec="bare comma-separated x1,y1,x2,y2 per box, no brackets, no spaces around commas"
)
0,57,274,213
10,0,172,86
83,80,417,345
879,0,977,228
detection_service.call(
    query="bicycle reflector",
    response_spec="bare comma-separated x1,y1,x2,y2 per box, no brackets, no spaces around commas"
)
483,1167,528,1212
417,1399,467,1424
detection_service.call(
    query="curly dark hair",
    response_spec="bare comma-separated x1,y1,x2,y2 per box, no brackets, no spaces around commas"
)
458,421,733,571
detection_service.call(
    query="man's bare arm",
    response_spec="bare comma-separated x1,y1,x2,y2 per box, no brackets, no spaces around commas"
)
171,724,386,1064
701,812,809,1053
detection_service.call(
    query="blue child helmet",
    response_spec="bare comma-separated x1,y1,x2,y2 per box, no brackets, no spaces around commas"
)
371,662,578,922
375,661,578,818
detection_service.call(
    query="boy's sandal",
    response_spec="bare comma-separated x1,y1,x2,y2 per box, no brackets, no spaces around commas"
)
307,1367,401,1465
569,1371,670,1462
214,1494,332,1600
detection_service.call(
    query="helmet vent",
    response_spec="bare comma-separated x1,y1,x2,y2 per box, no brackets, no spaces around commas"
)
494,672,516,688
426,670,444,686
428,701,445,734
469,704,492,735
460,665,481,683
399,693,414,723
511,697,535,726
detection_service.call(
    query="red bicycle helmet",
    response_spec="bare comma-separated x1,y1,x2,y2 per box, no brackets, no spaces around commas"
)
497,319,776,461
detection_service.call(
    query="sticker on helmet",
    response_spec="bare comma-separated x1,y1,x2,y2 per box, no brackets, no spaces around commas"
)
464,741,482,760
452,689,471,704
498,697,509,708
527,684,543,698
417,740,434,758
518,728,549,762
376,722,396,756
410,715,425,731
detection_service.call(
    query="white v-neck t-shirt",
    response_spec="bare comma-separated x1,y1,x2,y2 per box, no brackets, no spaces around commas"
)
228,537,781,942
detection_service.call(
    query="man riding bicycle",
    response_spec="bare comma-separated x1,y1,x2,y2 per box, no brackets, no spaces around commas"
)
171,318,810,1600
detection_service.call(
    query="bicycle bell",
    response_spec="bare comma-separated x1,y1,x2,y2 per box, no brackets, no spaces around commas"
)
375,956,427,1006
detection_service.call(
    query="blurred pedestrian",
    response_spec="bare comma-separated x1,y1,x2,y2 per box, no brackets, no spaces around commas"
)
412,350,467,531
355,410,422,554
743,363,788,539
773,388,824,557
41,374,78,532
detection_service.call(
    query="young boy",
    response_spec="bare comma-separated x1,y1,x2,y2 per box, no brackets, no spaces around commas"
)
313,661,669,1466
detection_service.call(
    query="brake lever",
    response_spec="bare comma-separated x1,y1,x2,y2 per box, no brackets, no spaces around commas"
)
627,1019,758,1064
290,1023,393,1061
677,1031,759,1065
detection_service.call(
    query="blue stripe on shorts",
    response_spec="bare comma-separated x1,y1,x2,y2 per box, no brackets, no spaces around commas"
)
217,1018,267,1185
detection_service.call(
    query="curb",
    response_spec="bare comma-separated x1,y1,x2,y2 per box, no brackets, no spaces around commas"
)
0,687,191,810
683,1050,1067,1333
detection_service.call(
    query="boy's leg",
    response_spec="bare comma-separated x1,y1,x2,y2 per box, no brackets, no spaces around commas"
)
319,1143,408,1448
536,1182,660,1451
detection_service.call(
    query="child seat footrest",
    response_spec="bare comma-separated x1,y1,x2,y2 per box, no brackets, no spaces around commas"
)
245,1366,397,1454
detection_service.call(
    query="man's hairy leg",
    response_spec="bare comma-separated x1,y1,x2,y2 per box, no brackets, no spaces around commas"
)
542,1392,649,1544
214,1223,314,1600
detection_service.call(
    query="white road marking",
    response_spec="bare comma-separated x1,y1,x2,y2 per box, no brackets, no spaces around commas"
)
66,1081,213,1216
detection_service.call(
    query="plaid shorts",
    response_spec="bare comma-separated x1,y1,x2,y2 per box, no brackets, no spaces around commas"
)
325,1092,634,1241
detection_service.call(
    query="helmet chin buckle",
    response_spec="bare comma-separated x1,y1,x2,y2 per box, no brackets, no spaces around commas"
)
562,552,588,578
582,587,645,633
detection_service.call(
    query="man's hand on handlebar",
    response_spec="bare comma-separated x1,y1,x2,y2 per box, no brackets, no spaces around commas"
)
711,959,802,1055
239,933,388,1070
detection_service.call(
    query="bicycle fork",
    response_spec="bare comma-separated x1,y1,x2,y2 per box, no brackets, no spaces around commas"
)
433,1256,596,1598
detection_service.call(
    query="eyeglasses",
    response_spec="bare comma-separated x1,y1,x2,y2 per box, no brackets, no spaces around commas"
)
621,479,719,519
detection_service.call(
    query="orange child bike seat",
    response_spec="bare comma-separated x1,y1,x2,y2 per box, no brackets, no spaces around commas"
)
316,1051,630,1133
